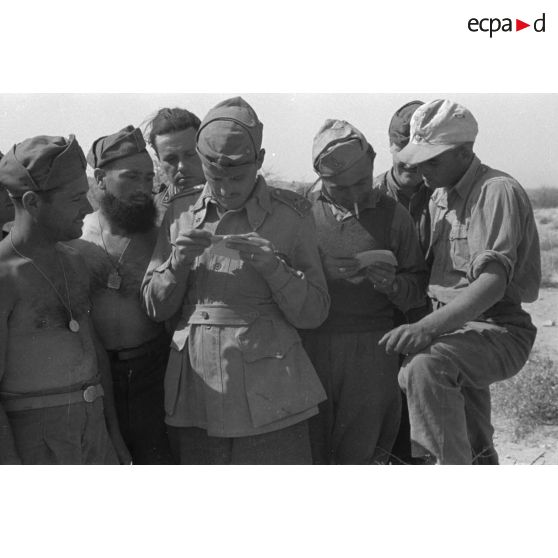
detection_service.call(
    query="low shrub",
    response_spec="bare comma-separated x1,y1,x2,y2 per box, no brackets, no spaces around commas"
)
491,353,558,440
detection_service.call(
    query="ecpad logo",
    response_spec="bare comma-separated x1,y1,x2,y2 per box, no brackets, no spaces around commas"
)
468,13,546,37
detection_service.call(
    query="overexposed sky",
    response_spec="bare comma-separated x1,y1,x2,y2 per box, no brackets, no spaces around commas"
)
0,93,556,189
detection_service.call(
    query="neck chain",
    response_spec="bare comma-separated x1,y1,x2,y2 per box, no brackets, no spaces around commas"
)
9,232,80,333
98,214,131,290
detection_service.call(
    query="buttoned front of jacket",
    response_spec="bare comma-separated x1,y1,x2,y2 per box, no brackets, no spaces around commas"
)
141,176,329,436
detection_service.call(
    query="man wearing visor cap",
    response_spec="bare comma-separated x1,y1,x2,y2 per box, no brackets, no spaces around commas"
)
379,99,541,465
298,119,427,464
142,97,329,464
0,135,129,464
70,125,173,464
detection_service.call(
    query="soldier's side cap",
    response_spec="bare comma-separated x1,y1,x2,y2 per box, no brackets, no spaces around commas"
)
196,97,263,172
0,135,86,197
397,99,479,166
87,125,147,169
312,119,375,178
388,100,424,151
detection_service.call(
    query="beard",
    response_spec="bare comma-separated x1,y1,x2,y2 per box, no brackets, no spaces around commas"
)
100,191,157,234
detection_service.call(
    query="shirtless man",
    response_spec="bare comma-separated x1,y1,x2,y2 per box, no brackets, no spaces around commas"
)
70,126,173,464
0,151,15,238
0,135,129,464
145,107,205,223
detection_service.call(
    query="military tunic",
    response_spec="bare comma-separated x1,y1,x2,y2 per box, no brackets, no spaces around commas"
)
142,176,329,438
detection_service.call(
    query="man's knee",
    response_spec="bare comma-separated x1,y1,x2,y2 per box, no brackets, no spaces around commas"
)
398,352,454,395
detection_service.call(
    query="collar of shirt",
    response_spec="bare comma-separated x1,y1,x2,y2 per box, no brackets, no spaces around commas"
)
312,179,380,221
190,175,272,230
431,155,482,209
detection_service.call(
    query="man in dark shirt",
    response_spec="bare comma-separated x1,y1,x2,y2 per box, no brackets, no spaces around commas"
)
299,119,427,464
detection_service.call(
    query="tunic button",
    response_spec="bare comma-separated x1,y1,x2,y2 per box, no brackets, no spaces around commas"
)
201,311,209,320
214,263,221,271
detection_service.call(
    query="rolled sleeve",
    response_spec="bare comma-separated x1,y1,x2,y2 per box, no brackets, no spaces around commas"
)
468,250,513,283
466,177,524,286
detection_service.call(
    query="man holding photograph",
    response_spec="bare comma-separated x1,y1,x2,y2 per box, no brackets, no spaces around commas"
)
142,97,329,464
299,119,427,464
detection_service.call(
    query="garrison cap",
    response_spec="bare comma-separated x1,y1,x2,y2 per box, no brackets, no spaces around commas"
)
398,99,479,166
196,97,263,174
0,135,86,197
388,100,424,151
87,125,147,169
312,119,375,178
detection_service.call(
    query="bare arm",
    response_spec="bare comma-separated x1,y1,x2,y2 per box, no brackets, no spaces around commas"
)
0,274,22,464
379,262,507,355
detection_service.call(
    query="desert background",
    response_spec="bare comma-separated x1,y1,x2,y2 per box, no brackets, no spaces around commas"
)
2,93,556,464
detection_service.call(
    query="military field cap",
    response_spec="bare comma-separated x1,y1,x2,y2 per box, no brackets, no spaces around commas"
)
87,125,147,169
312,119,375,178
0,135,86,197
196,97,263,174
397,99,479,166
388,100,424,151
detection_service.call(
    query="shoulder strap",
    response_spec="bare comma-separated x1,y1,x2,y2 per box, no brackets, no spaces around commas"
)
270,187,313,216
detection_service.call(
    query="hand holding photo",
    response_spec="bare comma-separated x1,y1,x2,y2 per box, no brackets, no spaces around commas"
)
355,249,398,270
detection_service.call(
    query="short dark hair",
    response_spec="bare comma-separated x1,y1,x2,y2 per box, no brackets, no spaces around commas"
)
146,108,201,154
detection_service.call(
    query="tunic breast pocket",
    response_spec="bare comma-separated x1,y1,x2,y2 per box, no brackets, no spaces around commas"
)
449,224,471,272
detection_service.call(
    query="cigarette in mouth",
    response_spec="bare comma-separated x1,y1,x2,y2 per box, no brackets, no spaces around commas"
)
353,201,360,219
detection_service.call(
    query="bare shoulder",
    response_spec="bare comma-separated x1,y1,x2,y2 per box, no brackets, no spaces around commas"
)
0,239,19,311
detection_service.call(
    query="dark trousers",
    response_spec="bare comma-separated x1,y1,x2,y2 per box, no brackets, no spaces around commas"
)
110,335,174,465
302,330,401,465
8,399,118,465
167,421,312,465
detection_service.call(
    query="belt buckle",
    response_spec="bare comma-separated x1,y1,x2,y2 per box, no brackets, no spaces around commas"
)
83,385,97,403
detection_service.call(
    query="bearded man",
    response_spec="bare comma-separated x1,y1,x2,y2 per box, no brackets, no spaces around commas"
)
70,126,173,464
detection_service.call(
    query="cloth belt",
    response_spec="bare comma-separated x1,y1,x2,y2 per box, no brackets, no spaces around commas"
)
107,332,170,361
1,378,104,413
184,304,285,326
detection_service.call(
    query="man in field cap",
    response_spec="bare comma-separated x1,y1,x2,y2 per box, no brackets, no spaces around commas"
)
375,100,431,256
379,99,541,464
298,118,427,464
373,101,433,465
142,97,329,464
71,125,173,464
0,135,129,464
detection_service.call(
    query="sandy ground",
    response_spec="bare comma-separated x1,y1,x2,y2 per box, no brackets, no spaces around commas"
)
493,287,558,464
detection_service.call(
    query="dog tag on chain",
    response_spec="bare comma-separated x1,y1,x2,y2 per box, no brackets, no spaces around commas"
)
68,319,80,333
107,270,122,290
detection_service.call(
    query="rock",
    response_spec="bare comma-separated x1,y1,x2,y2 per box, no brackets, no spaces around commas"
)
542,320,556,327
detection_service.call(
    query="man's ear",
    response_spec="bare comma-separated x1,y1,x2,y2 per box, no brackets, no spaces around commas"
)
93,168,107,189
20,191,41,213
256,148,265,170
